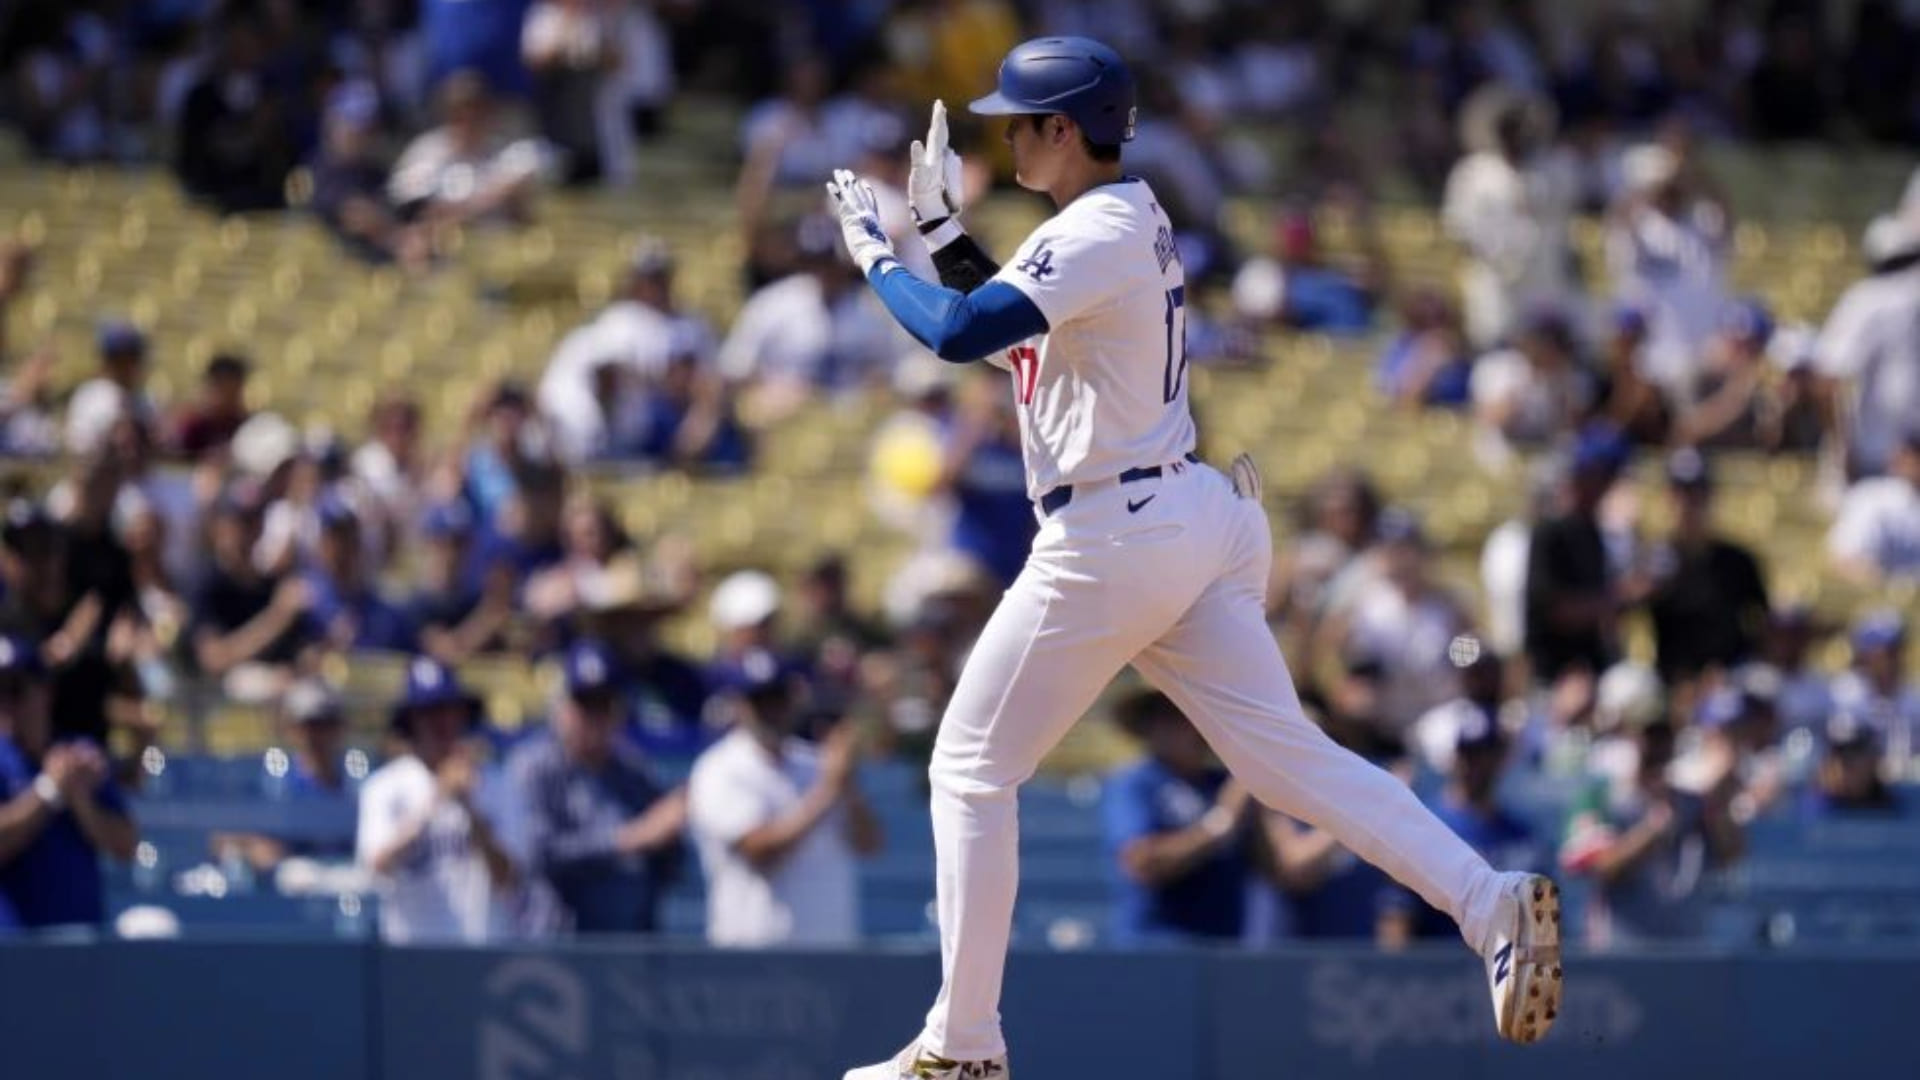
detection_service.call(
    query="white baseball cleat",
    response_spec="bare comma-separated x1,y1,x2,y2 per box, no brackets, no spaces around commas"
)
1483,872,1564,1045
844,1043,1009,1079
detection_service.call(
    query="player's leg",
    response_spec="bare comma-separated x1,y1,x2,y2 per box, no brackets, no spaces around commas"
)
1131,495,1562,1042
914,546,1166,1065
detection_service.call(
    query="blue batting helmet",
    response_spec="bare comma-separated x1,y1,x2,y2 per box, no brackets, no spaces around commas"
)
969,37,1136,145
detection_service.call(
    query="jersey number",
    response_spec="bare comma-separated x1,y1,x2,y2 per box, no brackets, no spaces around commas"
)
1161,286,1188,403
1009,345,1039,405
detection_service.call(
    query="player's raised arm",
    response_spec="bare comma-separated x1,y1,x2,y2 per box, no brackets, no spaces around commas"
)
826,169,1046,363
908,101,1002,293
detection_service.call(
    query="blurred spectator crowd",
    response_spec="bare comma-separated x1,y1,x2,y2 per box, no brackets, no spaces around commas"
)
0,0,1917,953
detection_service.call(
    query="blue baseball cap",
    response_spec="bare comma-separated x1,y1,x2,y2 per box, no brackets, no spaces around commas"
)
562,639,622,700
1721,297,1774,347
1852,610,1907,653
421,501,474,540
97,320,146,356
1612,302,1650,338
713,648,803,701
390,656,482,731
1570,421,1631,475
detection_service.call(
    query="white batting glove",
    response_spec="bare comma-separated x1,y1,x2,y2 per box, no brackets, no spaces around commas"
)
825,169,897,276
908,99,966,227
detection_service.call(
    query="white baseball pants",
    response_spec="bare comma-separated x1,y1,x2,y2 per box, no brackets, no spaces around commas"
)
919,461,1503,1061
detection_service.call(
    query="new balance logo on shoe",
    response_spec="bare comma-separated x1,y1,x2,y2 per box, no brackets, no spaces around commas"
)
1492,942,1513,986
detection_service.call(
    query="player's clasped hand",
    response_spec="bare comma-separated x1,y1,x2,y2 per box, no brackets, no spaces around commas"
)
825,169,895,275
907,99,965,225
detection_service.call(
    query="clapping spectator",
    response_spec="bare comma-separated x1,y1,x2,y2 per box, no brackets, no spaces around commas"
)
1559,712,1743,949
389,71,545,228
0,635,137,931
524,495,632,625
1643,450,1771,688
1441,85,1580,349
411,502,514,666
186,489,314,702
687,649,881,947
507,640,687,933
1104,689,1255,945
167,354,251,460
173,11,297,213
357,657,520,943
1827,426,1920,584
301,499,415,654
1674,299,1778,449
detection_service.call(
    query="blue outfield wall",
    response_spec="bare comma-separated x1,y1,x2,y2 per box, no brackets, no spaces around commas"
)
1,942,1917,1079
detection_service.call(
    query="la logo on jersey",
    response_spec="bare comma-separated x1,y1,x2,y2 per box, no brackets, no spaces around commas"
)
1016,242,1057,281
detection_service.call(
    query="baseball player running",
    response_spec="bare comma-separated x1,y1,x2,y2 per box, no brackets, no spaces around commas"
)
827,37,1562,1079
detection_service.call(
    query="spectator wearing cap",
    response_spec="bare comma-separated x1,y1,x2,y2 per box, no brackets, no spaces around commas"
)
1375,289,1473,410
1764,605,1836,735
1643,449,1771,686
1675,297,1779,449
541,239,720,466
1229,209,1383,337
1606,142,1732,406
301,499,415,654
1407,706,1539,938
1441,84,1580,350
469,461,568,596
167,353,251,460
1803,713,1900,818
308,83,428,270
1525,424,1631,686
461,380,546,530
388,70,544,229
211,679,358,874
412,502,513,666
1598,302,1673,445
1319,509,1471,736
706,569,789,688
1104,688,1256,945
687,647,881,947
357,658,520,943
1833,612,1920,769
173,11,296,214
186,488,315,701
1559,708,1743,949
1814,199,1920,480
1828,426,1920,585
65,321,158,457
1470,306,1598,464
507,640,687,933
0,635,137,931
718,214,909,427
570,553,708,755
1672,685,1787,825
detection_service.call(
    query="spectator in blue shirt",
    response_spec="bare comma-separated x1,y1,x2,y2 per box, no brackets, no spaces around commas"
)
1262,727,1416,945
508,639,688,933
939,374,1036,588
1804,711,1900,817
421,0,535,99
412,502,513,665
0,634,137,931
1104,689,1255,945
214,678,358,874
304,498,416,653
1376,288,1474,409
1407,705,1539,938
1230,210,1383,336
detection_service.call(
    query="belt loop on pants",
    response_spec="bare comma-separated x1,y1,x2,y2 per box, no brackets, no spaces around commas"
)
1036,451,1199,517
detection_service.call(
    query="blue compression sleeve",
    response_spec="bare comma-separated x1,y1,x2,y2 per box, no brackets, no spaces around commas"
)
866,263,1049,362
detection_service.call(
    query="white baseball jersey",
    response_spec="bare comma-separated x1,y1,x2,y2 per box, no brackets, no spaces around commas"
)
990,178,1197,498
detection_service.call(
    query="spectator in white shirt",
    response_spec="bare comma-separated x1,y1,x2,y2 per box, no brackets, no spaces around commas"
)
1828,427,1920,584
1832,612,1920,767
1471,306,1596,464
1815,214,1920,478
719,216,909,426
356,657,522,943
1442,85,1580,349
687,649,881,947
1606,144,1732,406
66,321,158,456
388,70,546,227
350,394,426,543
